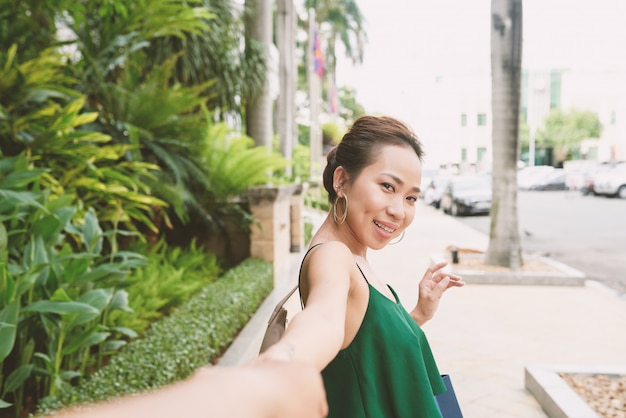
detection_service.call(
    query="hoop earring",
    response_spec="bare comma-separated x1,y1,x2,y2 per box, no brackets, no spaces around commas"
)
388,230,405,245
333,194,348,225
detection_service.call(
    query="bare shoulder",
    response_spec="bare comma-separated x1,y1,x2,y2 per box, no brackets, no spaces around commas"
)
303,241,354,275
300,241,354,301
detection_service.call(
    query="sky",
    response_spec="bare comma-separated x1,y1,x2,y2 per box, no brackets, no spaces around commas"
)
336,0,626,129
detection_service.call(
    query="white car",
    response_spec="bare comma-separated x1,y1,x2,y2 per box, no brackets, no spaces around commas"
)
592,163,626,198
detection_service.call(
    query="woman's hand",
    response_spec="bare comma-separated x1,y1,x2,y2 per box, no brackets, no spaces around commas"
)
411,261,464,326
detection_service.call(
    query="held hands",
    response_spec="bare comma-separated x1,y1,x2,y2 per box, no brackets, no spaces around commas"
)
411,261,464,325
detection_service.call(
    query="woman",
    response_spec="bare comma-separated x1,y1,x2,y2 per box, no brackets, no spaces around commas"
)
258,115,464,417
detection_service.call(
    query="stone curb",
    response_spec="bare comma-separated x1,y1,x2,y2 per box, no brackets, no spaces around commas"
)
431,253,587,286
525,364,626,418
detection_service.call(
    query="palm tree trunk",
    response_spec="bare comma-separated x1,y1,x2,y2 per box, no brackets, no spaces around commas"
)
485,0,523,269
245,0,273,148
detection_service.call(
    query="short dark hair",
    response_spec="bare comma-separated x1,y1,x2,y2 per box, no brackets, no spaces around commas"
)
322,115,425,203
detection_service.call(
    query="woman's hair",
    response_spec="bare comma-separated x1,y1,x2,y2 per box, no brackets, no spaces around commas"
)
322,115,425,203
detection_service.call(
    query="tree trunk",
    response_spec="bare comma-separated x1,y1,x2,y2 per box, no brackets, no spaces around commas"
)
276,0,297,177
245,0,273,148
485,0,523,269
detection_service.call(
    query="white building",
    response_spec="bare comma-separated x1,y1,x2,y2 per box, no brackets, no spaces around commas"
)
429,67,626,172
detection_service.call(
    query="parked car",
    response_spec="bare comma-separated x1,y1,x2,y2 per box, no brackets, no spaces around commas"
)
591,163,626,198
578,164,611,195
527,169,567,191
440,175,492,216
517,165,555,190
422,175,452,209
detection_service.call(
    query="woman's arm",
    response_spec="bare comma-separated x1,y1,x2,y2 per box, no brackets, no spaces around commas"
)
410,261,465,326
49,361,327,418
257,242,354,371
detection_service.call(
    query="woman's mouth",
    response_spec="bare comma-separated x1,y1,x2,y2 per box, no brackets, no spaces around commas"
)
373,220,395,234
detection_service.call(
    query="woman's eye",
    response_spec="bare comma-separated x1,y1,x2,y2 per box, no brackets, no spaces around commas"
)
382,183,394,191
407,195,418,203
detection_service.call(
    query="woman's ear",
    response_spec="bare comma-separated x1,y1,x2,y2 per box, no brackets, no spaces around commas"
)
333,166,348,191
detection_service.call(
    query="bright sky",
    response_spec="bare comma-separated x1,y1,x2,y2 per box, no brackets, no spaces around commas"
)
336,0,626,128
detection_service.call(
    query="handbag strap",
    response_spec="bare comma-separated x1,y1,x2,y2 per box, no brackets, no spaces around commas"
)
267,284,298,324
267,243,323,324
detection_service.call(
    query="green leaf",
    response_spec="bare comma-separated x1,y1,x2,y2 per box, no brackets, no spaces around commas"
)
23,300,99,316
76,263,129,284
0,190,46,211
101,340,127,353
50,288,72,302
59,370,81,381
2,364,33,394
78,288,113,311
32,214,62,242
0,265,15,305
0,301,19,361
15,272,37,299
62,331,110,356
110,326,137,339
0,169,48,189
68,288,113,326
109,289,133,313
0,399,12,408
82,208,102,253
34,352,53,371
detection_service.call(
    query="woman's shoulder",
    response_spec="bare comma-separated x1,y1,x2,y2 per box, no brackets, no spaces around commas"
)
303,241,354,274
307,240,353,260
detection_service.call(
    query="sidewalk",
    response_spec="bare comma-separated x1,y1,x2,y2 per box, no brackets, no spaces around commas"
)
220,203,626,417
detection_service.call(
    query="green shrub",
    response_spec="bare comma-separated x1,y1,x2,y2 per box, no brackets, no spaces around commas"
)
109,239,221,334
38,258,273,413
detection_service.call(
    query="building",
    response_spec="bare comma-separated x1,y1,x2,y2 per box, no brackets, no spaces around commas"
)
428,67,626,172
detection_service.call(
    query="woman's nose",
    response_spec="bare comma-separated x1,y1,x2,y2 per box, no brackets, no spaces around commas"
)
387,196,405,219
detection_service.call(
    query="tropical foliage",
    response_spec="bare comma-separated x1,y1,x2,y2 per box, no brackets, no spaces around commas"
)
1,0,370,414
0,0,287,416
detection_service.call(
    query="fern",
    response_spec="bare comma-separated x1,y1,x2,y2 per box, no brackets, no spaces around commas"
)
202,123,286,199
110,239,221,334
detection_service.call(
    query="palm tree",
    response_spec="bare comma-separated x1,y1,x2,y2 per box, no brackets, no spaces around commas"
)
305,0,365,73
244,0,273,148
485,0,523,269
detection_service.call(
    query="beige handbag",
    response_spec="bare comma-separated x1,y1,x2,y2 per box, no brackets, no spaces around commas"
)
258,284,299,354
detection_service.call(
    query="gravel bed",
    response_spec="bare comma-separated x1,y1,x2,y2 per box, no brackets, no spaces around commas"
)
560,373,626,418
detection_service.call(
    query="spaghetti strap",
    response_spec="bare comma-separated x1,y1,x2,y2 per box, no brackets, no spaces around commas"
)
298,243,323,308
355,264,370,285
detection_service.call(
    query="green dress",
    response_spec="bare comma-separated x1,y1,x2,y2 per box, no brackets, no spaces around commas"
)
320,266,446,418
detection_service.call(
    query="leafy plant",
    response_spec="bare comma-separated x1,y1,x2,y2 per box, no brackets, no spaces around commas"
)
39,258,273,413
0,156,145,414
109,239,221,334
202,123,286,199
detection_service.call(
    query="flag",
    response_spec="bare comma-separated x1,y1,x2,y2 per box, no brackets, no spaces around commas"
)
313,29,324,78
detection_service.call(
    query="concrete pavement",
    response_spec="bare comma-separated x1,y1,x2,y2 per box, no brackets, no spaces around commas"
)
219,202,626,417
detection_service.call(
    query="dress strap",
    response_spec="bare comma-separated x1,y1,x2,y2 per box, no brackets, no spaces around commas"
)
355,264,370,285
298,243,324,308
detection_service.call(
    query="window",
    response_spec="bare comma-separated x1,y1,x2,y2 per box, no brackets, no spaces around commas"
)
461,148,467,162
477,147,487,162
461,113,467,126
477,113,487,126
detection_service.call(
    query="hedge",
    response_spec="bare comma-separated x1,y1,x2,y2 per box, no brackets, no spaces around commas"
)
38,258,273,414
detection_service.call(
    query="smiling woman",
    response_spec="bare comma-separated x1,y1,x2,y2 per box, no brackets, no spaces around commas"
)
256,115,465,418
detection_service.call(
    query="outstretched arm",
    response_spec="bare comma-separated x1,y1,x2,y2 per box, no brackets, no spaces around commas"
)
411,261,464,326
257,242,353,371
49,361,328,418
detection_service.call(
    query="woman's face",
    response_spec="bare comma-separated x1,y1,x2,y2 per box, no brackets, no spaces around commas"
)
339,144,422,250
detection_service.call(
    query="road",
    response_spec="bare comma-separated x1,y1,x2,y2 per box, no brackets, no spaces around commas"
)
453,190,626,296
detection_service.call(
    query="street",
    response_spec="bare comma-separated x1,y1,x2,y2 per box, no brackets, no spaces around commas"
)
453,190,626,296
